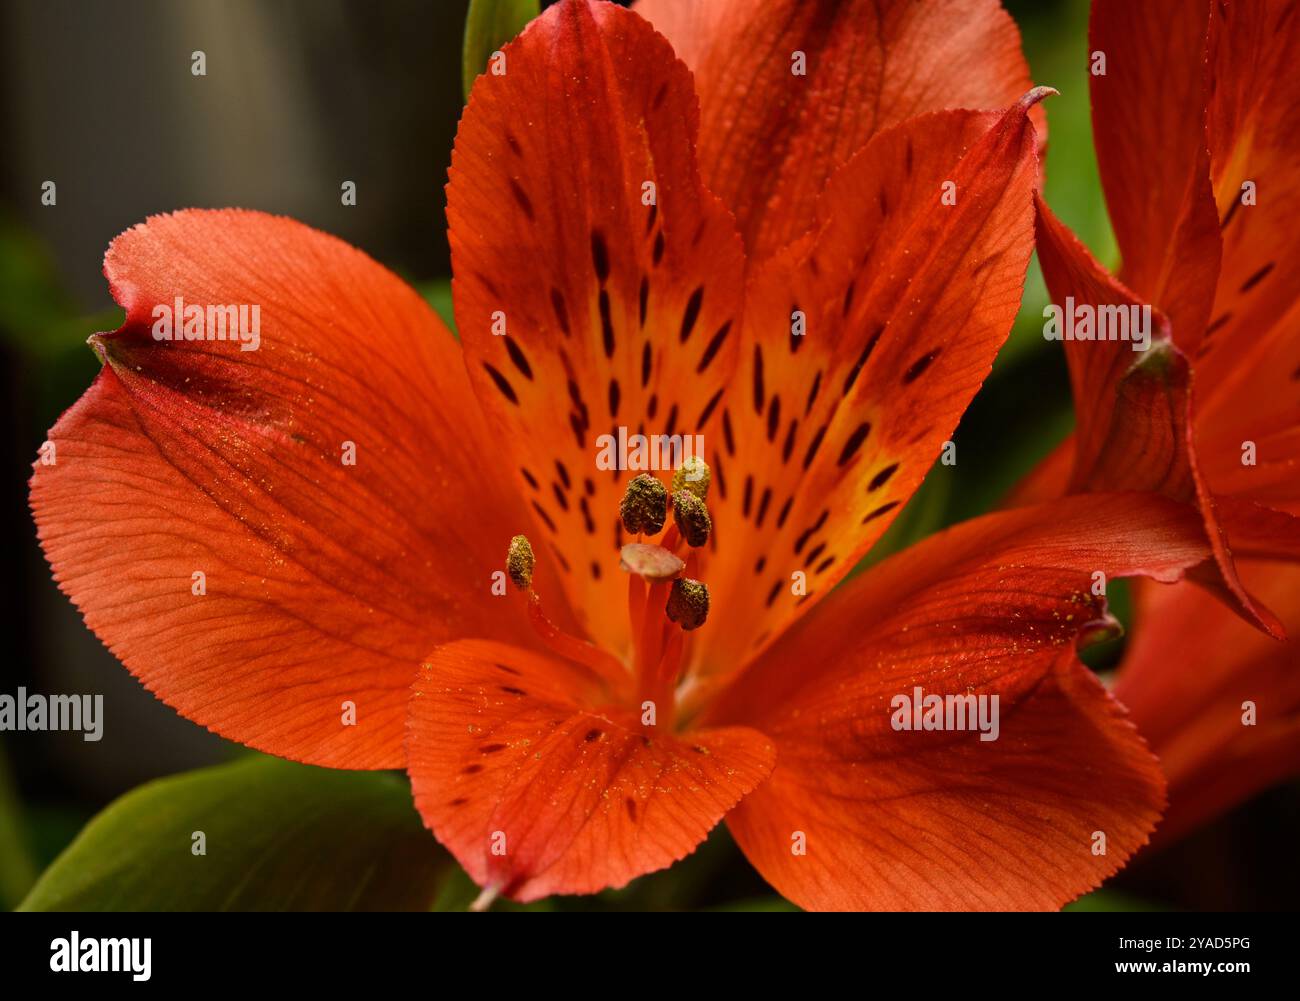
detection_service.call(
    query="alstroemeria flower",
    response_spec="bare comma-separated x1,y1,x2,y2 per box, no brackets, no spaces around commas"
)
1114,565,1300,848
1020,0,1300,635
31,0,1214,909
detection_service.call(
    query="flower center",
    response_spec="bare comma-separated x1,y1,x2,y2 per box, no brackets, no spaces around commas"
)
503,458,714,731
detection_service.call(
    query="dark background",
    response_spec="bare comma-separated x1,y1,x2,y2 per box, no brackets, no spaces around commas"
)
1,0,1295,911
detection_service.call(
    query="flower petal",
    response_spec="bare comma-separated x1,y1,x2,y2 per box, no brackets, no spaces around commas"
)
694,95,1044,681
1089,0,1221,351
1196,0,1300,403
447,0,746,655
406,639,774,901
1116,563,1300,845
707,493,1209,910
636,0,1043,259
1032,195,1286,637
30,209,536,768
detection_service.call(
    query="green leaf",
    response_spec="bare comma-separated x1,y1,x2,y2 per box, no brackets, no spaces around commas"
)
462,0,539,101
19,756,450,911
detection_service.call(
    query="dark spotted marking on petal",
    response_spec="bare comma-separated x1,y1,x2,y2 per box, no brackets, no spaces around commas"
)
793,509,829,554
639,275,650,328
554,460,570,490
648,393,659,419
584,728,603,742
500,686,528,697
665,403,679,434
754,555,767,574
782,419,798,463
653,231,665,266
608,378,621,418
463,764,484,774
714,453,728,499
483,362,519,404
862,500,901,524
756,487,772,528
805,371,823,416
505,133,522,157
480,743,507,754
841,283,856,318
696,387,724,428
743,476,754,518
1205,313,1231,337
803,424,827,470
765,579,783,608
843,325,884,396
1221,197,1242,230
591,229,611,284
520,467,539,490
503,336,533,380
837,422,871,466
531,500,557,533
579,495,595,533
902,349,941,384
868,463,899,491
753,345,766,415
626,797,638,822
766,395,781,442
584,477,596,496
552,545,571,574
449,796,469,807
815,555,835,575
652,81,669,110
591,561,601,580
696,320,732,373
776,496,793,529
494,662,522,676
551,287,571,337
551,483,569,512
640,342,653,388
679,286,705,342
646,201,658,234
1240,262,1274,293
599,289,616,358
508,179,535,221
805,542,826,565
878,189,888,216
567,379,590,428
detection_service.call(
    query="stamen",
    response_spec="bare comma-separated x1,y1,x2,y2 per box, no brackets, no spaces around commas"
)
619,473,668,535
672,456,711,500
671,489,711,548
504,534,626,693
666,578,710,631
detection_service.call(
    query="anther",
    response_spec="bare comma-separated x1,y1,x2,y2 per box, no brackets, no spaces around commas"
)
671,490,711,548
620,473,667,535
666,578,710,631
507,534,535,590
672,456,710,500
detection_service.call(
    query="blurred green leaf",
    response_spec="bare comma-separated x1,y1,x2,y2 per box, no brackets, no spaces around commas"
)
1065,889,1173,912
463,0,539,101
418,278,456,334
19,756,450,912
0,744,38,910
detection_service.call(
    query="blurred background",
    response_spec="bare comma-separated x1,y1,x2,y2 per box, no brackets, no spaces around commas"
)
2,0,1295,911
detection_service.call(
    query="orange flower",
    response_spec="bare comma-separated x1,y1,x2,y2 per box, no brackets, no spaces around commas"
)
1020,0,1300,635
30,0,1212,909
